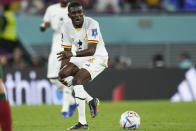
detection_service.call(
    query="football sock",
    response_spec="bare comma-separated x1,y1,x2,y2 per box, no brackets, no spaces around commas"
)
49,79,75,112
84,90,93,103
64,76,74,87
62,87,72,112
0,94,12,131
49,79,64,93
73,85,86,125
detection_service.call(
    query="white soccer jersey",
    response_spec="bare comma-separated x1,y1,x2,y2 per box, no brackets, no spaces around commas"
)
42,3,69,78
61,16,108,58
43,3,69,53
43,3,69,33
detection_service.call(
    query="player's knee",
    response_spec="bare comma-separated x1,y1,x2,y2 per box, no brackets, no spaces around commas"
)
72,78,83,85
58,70,66,79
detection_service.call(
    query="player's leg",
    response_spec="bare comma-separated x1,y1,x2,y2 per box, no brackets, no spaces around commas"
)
67,69,90,130
62,76,99,118
58,63,79,84
48,52,71,116
58,63,79,118
0,79,12,131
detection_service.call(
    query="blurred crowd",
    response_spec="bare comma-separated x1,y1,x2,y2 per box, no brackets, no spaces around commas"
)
0,0,196,15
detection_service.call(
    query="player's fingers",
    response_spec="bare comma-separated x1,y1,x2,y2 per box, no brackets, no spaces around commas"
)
57,52,62,55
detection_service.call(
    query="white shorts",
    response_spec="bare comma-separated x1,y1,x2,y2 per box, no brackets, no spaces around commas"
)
70,56,108,80
47,52,61,78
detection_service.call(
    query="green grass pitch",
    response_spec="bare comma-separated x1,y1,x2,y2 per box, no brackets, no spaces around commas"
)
12,100,196,131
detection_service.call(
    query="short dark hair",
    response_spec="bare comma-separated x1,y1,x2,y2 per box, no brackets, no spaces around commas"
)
68,1,83,12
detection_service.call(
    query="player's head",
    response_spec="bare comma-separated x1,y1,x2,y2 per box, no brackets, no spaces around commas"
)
60,0,69,7
68,1,84,28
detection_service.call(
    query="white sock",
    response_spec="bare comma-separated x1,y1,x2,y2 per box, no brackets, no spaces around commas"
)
64,76,74,87
69,86,76,105
74,85,87,125
84,90,93,103
49,79,64,93
62,87,74,112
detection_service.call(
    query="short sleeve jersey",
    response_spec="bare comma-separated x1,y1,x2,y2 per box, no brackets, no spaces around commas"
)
61,16,108,57
43,3,69,33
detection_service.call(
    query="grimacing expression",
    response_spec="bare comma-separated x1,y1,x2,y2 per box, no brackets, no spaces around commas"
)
68,6,84,28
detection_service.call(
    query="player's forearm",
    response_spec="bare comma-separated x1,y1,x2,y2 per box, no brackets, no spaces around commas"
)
76,47,95,57
40,22,50,31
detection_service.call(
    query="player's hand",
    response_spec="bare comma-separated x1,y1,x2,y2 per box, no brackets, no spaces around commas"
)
57,51,73,61
40,26,46,32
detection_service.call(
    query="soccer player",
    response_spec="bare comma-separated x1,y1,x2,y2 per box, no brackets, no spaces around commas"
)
0,63,12,131
40,0,77,118
57,1,108,130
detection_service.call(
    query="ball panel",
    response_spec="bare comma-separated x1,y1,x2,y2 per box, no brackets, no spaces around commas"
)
120,111,140,130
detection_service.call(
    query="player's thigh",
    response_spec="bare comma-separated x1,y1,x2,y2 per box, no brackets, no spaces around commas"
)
69,56,90,68
82,57,107,80
72,68,91,85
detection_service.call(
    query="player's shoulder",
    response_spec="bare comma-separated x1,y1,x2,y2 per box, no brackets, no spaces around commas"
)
86,17,99,24
85,16,99,27
61,19,72,30
47,3,60,10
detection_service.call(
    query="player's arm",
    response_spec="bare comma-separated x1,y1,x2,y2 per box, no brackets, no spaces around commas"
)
40,21,50,32
57,43,97,59
59,48,71,68
74,26,99,57
57,31,72,61
75,43,96,57
40,6,51,32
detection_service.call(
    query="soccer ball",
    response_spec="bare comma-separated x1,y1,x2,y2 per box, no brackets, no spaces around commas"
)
120,111,140,130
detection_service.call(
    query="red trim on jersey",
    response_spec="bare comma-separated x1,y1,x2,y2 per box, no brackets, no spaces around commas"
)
61,44,72,48
88,40,99,44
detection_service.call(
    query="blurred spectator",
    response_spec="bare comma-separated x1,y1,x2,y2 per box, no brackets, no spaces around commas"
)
79,0,96,10
30,55,41,68
0,0,21,11
29,55,46,68
113,56,124,70
0,4,19,54
113,56,132,70
0,55,9,68
95,0,121,13
184,0,196,11
8,47,27,69
123,0,143,12
178,53,194,69
152,53,165,68
19,0,44,15
145,0,162,10
19,0,56,15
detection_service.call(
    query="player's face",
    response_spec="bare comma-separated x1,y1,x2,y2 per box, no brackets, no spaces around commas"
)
68,6,84,28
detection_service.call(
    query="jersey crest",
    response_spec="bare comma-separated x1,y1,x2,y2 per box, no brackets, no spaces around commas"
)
92,29,98,37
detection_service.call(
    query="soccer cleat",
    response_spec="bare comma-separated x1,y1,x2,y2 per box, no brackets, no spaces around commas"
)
88,98,100,118
61,112,69,118
67,122,88,130
62,104,77,118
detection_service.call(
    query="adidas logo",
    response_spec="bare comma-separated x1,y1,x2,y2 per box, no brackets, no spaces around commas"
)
171,67,196,102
